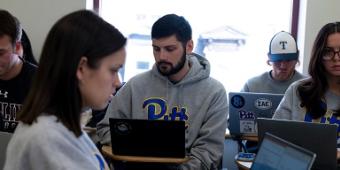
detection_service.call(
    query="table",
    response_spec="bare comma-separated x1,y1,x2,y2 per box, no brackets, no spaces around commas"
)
83,126,96,134
101,145,190,164
234,154,252,170
225,129,258,142
225,128,258,152
235,160,252,170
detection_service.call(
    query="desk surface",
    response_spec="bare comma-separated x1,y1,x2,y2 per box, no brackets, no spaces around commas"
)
101,145,190,164
235,160,252,170
234,154,252,170
225,129,258,142
83,126,96,134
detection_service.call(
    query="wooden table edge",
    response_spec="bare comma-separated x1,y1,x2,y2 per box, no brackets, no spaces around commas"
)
101,145,190,164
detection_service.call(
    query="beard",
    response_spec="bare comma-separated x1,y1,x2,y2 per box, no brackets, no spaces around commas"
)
156,51,186,76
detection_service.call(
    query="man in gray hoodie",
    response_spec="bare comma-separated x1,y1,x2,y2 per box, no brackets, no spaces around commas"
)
97,14,228,170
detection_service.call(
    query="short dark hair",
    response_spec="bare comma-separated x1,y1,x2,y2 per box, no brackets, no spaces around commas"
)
0,9,22,45
19,10,126,136
151,14,192,45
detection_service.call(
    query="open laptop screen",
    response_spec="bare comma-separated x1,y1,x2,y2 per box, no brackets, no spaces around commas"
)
257,118,338,170
251,132,316,170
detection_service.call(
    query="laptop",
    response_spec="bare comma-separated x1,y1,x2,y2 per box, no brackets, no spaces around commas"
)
228,92,283,136
251,132,316,170
257,118,338,170
109,118,186,158
0,132,12,169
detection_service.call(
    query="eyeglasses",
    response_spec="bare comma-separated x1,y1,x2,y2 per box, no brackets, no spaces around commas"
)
322,47,340,61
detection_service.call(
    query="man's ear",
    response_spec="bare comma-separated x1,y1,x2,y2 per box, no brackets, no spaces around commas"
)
76,57,88,81
186,40,194,53
14,41,23,57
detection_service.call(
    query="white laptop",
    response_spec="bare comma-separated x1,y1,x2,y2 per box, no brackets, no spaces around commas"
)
251,132,316,170
228,92,283,136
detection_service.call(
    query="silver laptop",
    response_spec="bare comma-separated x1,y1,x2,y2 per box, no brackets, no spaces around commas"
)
228,92,283,136
251,132,316,170
0,132,12,169
257,118,338,170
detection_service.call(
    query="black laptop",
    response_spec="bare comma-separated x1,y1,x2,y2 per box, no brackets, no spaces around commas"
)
257,118,338,170
109,118,186,158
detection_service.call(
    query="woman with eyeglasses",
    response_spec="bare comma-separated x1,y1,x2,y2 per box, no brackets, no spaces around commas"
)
273,22,340,150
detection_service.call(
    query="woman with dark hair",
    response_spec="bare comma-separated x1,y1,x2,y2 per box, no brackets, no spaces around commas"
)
273,22,340,143
4,10,126,170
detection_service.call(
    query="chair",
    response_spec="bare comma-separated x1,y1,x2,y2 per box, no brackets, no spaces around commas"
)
21,29,38,65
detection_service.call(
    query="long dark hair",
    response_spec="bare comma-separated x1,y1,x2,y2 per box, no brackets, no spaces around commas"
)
19,10,126,136
297,22,340,119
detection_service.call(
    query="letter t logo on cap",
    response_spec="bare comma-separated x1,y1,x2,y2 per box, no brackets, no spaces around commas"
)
279,41,288,50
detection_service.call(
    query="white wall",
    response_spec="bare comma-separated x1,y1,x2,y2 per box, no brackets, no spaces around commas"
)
0,0,86,61
298,0,340,74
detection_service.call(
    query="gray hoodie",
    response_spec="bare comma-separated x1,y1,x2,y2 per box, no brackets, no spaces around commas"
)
4,115,109,170
273,79,340,145
97,54,228,170
241,70,306,94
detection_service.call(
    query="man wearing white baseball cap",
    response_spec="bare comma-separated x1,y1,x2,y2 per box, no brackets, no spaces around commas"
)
241,31,307,94
239,31,307,153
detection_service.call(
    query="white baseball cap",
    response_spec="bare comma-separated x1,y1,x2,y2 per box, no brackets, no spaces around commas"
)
268,31,299,62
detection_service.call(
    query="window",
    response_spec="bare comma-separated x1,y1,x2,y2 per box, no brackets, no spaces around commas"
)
97,0,295,92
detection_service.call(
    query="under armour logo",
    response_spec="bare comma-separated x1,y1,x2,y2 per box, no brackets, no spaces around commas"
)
0,90,8,98
279,41,288,49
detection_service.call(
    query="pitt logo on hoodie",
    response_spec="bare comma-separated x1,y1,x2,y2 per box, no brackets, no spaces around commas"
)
143,98,188,121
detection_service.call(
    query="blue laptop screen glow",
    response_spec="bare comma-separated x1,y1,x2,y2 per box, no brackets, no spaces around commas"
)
251,133,315,170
